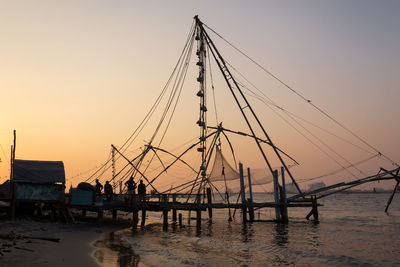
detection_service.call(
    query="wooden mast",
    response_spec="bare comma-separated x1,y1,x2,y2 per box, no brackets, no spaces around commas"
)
195,16,208,196
194,16,304,198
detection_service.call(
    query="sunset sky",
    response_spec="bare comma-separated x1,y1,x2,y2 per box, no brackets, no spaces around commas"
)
1,1,399,191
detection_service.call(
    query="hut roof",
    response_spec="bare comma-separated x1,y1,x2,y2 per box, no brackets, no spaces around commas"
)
13,159,65,183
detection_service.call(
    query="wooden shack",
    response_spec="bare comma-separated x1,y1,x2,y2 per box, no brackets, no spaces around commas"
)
12,159,65,202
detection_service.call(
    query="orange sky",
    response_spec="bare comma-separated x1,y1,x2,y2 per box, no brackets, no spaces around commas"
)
1,1,399,191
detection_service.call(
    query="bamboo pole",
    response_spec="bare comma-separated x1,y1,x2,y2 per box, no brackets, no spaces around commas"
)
247,168,255,222
172,194,177,222
162,194,168,230
280,167,288,222
239,163,247,223
273,170,281,221
206,187,213,220
10,130,16,219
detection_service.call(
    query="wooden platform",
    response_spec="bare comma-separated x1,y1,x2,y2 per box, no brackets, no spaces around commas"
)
60,193,319,228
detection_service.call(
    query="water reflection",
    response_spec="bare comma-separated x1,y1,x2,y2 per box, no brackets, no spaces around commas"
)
94,230,140,267
273,223,289,247
241,224,254,243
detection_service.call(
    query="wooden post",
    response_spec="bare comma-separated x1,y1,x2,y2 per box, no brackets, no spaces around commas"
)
247,168,254,202
172,194,177,222
10,130,16,219
133,196,139,229
141,208,146,227
239,163,247,224
206,187,213,220
247,198,255,222
385,180,400,212
112,209,117,220
273,169,281,221
312,195,319,221
162,194,168,230
280,167,288,222
278,186,288,223
97,209,103,226
178,213,183,227
196,194,201,228
247,168,254,222
306,195,319,221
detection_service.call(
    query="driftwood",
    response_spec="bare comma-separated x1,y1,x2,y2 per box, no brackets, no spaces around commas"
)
0,232,59,243
14,246,35,252
21,235,60,243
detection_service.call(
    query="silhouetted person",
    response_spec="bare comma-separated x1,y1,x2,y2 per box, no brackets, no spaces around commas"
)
95,179,103,198
104,180,113,201
125,177,136,206
138,179,146,205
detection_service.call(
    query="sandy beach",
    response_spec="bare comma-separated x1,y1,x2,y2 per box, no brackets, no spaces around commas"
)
0,217,126,267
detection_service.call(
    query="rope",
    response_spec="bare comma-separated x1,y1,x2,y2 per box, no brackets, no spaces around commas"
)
203,23,398,168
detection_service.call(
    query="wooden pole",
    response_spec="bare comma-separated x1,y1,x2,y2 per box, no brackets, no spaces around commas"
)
247,168,254,222
206,187,213,220
273,169,281,221
385,180,399,212
196,194,202,228
312,195,319,221
172,194,177,222
239,163,247,224
162,194,168,230
10,130,16,219
247,168,254,202
141,208,146,227
133,196,139,229
178,213,183,227
280,167,288,222
97,209,103,226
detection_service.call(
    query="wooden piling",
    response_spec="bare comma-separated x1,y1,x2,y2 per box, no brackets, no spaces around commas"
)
385,180,400,212
162,194,168,230
206,187,213,220
247,168,254,222
133,196,139,229
273,170,281,221
239,163,247,224
178,213,183,227
172,194,177,222
247,198,255,222
97,209,103,226
141,208,146,227
278,186,288,223
112,209,117,220
312,195,319,221
306,195,319,221
280,167,288,222
196,194,202,228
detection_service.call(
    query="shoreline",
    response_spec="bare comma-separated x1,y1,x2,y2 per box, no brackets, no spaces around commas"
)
92,228,142,267
0,217,126,267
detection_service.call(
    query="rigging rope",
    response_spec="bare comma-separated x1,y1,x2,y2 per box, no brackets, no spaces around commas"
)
297,153,379,183
203,23,398,168
223,60,371,179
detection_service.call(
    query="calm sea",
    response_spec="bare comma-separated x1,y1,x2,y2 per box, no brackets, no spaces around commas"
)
94,193,400,266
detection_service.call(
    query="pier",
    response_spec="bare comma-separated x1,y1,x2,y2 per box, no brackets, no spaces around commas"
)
61,192,320,229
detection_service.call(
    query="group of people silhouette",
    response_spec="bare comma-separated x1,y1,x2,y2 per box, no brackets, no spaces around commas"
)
94,177,146,204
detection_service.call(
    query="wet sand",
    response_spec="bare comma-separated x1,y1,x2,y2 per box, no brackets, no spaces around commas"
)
93,229,143,267
0,218,125,267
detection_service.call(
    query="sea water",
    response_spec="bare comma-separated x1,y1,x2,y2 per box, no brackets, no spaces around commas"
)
94,193,400,266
